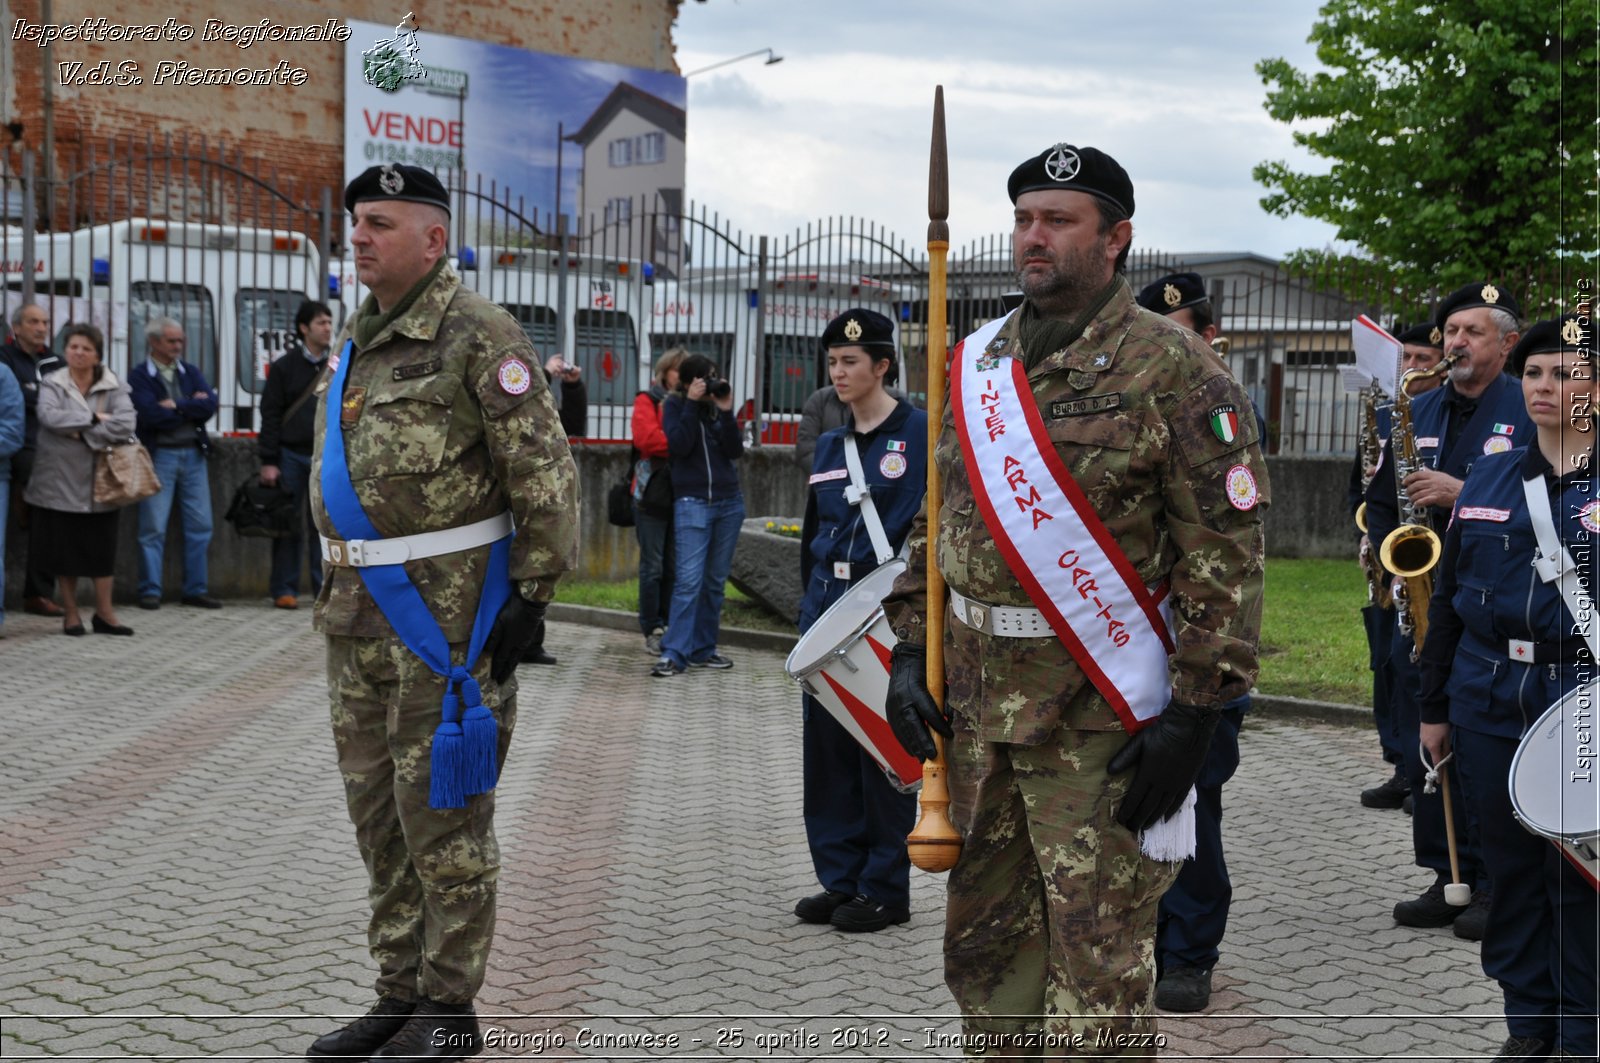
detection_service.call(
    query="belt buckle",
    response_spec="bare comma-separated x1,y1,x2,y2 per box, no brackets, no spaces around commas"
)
1508,638,1535,663
326,539,347,567
969,603,989,634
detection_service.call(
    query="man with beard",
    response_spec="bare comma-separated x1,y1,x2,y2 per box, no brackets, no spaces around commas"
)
883,143,1267,1056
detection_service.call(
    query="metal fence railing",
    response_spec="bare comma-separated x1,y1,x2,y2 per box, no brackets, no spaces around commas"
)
2,137,1572,453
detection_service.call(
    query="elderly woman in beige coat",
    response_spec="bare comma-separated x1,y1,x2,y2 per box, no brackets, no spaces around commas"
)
25,324,138,635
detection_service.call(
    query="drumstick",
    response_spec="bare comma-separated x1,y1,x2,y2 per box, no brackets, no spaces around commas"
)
906,85,962,874
1439,768,1471,906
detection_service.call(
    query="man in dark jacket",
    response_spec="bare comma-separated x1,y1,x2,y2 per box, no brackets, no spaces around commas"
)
259,300,331,608
129,317,221,610
0,301,65,615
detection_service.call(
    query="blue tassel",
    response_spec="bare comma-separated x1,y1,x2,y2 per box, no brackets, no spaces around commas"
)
457,675,499,795
429,692,467,810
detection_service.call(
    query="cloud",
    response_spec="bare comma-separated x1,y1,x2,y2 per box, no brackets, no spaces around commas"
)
675,0,1339,258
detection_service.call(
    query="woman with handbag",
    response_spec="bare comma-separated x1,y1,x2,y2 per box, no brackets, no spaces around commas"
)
631,347,685,656
24,324,139,636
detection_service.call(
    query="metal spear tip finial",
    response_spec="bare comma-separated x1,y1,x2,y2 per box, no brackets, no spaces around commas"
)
928,86,948,242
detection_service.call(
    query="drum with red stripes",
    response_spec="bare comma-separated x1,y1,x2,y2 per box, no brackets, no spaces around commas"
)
785,559,922,794
1509,678,1600,889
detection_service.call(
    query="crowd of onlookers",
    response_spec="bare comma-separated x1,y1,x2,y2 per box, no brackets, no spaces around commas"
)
0,298,591,649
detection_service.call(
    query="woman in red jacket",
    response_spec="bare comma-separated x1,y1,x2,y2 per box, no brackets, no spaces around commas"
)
631,348,686,655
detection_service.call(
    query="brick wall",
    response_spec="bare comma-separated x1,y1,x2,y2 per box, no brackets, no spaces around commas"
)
1,0,683,222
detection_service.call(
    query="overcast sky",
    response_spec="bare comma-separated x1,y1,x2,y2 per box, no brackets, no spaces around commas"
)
674,0,1345,261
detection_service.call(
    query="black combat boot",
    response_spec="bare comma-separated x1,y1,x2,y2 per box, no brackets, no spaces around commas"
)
1360,766,1410,809
307,996,415,1059
1393,876,1463,928
369,998,481,1061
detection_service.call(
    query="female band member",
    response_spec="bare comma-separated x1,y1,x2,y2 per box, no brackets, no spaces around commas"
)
794,308,927,934
1418,314,1596,1063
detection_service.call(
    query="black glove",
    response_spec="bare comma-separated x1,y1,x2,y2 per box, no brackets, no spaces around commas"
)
885,642,951,762
483,595,547,684
1106,701,1219,832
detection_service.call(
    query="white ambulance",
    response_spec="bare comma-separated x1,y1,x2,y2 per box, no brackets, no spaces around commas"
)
648,270,901,445
331,246,653,441
0,219,327,434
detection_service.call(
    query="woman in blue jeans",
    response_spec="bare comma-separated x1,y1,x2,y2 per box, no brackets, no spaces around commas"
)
652,354,743,677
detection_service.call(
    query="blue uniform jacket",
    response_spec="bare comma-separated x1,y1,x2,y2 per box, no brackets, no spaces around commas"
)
1365,374,1533,565
798,399,928,632
661,392,743,502
1418,445,1598,738
128,358,218,453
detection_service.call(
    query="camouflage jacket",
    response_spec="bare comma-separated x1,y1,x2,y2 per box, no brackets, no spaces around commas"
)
883,278,1266,742
311,264,580,642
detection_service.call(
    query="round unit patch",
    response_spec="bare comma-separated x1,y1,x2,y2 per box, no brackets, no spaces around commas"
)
879,453,908,479
1482,435,1513,455
498,357,532,395
1225,464,1259,511
1580,498,1600,535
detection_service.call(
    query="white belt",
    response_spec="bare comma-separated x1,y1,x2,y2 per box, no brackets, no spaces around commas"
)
320,512,513,568
949,588,1054,639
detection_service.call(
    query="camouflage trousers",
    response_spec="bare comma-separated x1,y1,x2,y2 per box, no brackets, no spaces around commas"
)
944,727,1182,1060
326,635,517,1005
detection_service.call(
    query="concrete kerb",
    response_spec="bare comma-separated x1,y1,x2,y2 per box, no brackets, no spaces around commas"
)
547,602,1374,723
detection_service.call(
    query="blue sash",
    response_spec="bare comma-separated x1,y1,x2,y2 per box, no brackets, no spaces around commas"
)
320,339,514,809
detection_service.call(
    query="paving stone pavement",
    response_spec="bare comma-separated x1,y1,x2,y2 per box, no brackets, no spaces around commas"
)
0,602,1514,1061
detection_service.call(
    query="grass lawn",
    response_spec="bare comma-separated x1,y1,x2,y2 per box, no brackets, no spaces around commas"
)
1258,557,1371,705
558,557,1374,704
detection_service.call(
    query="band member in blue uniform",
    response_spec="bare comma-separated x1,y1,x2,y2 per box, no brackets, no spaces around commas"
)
1135,271,1258,1011
1418,314,1596,1063
1352,321,1444,810
1364,281,1531,938
794,308,927,934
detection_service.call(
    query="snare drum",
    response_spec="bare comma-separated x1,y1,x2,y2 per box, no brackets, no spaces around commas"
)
1508,678,1600,889
785,559,922,793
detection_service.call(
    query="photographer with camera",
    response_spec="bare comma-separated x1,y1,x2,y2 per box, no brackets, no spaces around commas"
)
651,353,744,678
543,354,588,439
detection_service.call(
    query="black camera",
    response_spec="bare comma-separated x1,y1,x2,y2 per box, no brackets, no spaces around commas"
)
708,379,731,399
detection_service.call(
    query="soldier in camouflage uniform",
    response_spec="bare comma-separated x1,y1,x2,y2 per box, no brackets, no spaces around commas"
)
307,164,578,1063
884,144,1266,1059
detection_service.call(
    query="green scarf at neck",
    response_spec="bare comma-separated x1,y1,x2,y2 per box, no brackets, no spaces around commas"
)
350,258,446,350
1016,277,1120,372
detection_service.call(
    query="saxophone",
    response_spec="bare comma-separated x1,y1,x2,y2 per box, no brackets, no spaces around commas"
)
1354,382,1392,609
1379,353,1461,656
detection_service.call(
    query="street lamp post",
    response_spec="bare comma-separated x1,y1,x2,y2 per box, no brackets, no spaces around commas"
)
683,48,783,78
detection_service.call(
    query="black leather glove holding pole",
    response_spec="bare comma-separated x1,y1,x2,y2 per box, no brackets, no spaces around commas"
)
1106,701,1219,832
483,596,548,684
885,642,952,762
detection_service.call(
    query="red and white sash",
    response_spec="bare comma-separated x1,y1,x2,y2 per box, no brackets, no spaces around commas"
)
951,313,1175,734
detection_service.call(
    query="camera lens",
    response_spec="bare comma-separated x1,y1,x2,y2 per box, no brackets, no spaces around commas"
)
709,380,732,399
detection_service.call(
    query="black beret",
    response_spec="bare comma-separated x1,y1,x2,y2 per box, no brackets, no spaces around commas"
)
1508,314,1593,375
1434,281,1521,328
1136,272,1208,315
344,163,452,215
1008,143,1134,217
821,308,896,351
1396,322,1444,348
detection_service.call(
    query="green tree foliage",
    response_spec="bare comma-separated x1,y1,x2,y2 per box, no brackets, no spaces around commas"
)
1255,0,1596,314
